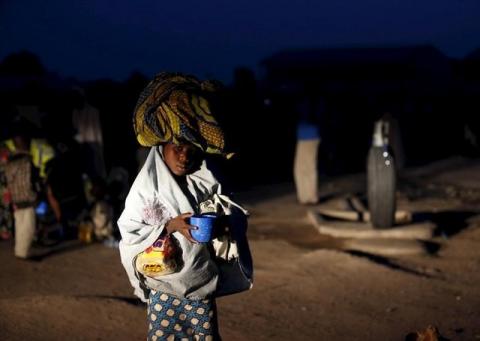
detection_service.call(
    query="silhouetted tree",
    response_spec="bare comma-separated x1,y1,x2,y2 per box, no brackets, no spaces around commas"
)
0,50,46,77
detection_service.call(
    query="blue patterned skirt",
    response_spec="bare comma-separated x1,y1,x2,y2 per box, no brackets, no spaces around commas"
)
147,290,220,340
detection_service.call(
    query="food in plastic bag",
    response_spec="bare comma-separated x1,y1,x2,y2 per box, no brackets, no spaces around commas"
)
135,235,177,278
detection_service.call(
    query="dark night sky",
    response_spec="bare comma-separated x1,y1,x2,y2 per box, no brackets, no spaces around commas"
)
1,0,480,83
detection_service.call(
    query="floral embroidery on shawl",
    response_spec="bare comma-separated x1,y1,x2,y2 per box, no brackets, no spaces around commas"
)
142,198,171,226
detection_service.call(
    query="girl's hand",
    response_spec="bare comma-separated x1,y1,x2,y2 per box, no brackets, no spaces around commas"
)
165,213,198,244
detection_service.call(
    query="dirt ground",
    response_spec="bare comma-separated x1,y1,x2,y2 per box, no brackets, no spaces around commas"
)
1,157,480,341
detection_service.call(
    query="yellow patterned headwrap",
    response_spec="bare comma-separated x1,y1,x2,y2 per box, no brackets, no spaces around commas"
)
133,72,231,157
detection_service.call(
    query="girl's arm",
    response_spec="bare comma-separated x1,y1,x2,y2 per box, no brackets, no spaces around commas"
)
164,212,198,244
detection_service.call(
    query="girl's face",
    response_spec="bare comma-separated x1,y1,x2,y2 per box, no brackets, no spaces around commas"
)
163,142,203,176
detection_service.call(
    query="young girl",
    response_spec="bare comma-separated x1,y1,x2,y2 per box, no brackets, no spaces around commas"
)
118,73,253,340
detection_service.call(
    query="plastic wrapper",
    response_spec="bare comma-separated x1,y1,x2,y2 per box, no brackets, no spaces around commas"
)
135,235,178,278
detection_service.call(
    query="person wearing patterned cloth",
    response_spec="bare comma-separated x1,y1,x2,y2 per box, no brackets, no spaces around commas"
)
148,290,218,340
118,73,253,340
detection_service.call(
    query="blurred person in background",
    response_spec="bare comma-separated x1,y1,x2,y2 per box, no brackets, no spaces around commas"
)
293,92,322,205
3,130,42,259
44,138,87,240
0,144,14,240
71,88,106,180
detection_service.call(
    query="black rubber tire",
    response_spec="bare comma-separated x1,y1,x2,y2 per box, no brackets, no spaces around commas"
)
367,145,396,228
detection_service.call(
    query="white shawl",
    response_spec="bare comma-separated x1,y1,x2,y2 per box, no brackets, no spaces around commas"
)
118,146,252,301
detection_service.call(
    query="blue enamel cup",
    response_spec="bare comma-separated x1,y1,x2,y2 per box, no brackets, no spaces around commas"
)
189,214,217,242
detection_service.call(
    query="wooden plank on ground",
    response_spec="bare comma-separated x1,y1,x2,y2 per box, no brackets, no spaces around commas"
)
342,238,430,256
316,207,413,225
307,210,435,240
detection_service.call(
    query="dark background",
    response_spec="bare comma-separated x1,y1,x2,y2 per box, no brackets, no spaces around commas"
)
1,0,480,190
2,0,479,82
